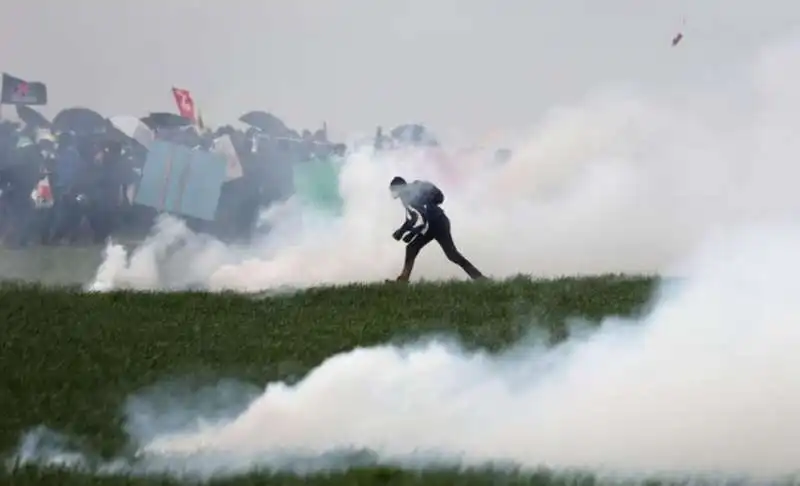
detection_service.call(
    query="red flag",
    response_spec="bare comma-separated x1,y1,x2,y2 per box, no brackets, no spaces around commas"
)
172,87,196,123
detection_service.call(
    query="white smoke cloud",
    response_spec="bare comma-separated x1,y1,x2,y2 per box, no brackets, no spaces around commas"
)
88,30,800,292
14,222,800,483
128,224,800,481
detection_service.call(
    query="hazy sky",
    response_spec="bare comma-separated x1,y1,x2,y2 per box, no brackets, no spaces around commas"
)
2,1,799,139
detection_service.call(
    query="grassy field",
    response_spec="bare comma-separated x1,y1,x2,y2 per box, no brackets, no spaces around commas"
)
0,245,104,285
0,275,698,485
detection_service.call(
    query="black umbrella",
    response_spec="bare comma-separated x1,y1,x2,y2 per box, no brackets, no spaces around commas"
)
391,124,423,141
238,111,288,134
172,126,202,147
15,105,50,129
140,112,192,131
390,123,438,147
213,124,240,139
52,107,108,134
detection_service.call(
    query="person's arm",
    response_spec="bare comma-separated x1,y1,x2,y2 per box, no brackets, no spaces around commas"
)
393,206,417,240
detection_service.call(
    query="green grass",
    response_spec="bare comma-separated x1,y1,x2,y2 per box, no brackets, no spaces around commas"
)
0,245,104,285
0,275,675,485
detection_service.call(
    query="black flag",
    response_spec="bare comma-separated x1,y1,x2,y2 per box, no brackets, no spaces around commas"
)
1,73,48,105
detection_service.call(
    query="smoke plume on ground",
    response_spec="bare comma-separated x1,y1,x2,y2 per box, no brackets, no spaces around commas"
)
13,222,800,484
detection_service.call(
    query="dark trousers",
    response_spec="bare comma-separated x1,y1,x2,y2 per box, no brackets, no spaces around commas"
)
3,196,37,247
86,203,115,243
49,195,82,243
399,215,484,281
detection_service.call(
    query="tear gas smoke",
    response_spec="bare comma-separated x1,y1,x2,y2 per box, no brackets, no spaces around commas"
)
89,32,800,292
13,222,800,483
119,225,800,482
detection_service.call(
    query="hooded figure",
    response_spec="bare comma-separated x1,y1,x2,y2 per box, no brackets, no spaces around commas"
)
389,176,485,282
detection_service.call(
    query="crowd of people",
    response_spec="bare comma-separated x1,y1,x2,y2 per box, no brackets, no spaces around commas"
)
0,99,509,249
0,106,357,247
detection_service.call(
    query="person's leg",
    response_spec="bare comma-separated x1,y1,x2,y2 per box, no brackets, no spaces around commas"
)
87,204,113,243
15,203,37,247
49,195,74,243
433,216,485,279
6,196,32,247
397,231,434,281
54,196,85,244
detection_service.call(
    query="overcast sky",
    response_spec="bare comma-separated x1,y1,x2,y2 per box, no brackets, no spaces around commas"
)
2,0,799,139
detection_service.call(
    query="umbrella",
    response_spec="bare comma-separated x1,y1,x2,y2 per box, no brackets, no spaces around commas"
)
104,124,143,152
140,112,192,130
110,115,154,148
52,107,108,134
390,123,438,147
174,127,202,148
213,124,239,139
15,105,50,129
238,111,288,134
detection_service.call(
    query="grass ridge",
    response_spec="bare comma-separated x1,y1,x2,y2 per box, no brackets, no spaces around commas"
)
0,275,690,485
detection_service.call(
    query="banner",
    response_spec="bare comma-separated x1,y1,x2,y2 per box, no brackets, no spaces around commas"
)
1,73,47,105
134,140,227,221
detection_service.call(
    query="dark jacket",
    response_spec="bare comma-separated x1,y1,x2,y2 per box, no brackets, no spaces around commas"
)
53,145,85,194
1,143,44,205
395,180,445,236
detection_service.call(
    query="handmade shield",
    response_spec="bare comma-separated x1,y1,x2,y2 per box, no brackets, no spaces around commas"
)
135,140,227,221
292,156,344,214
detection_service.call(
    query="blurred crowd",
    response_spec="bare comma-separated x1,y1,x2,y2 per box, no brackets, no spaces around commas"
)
0,106,446,248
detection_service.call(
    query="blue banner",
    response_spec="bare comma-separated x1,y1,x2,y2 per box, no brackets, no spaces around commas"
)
135,140,228,221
